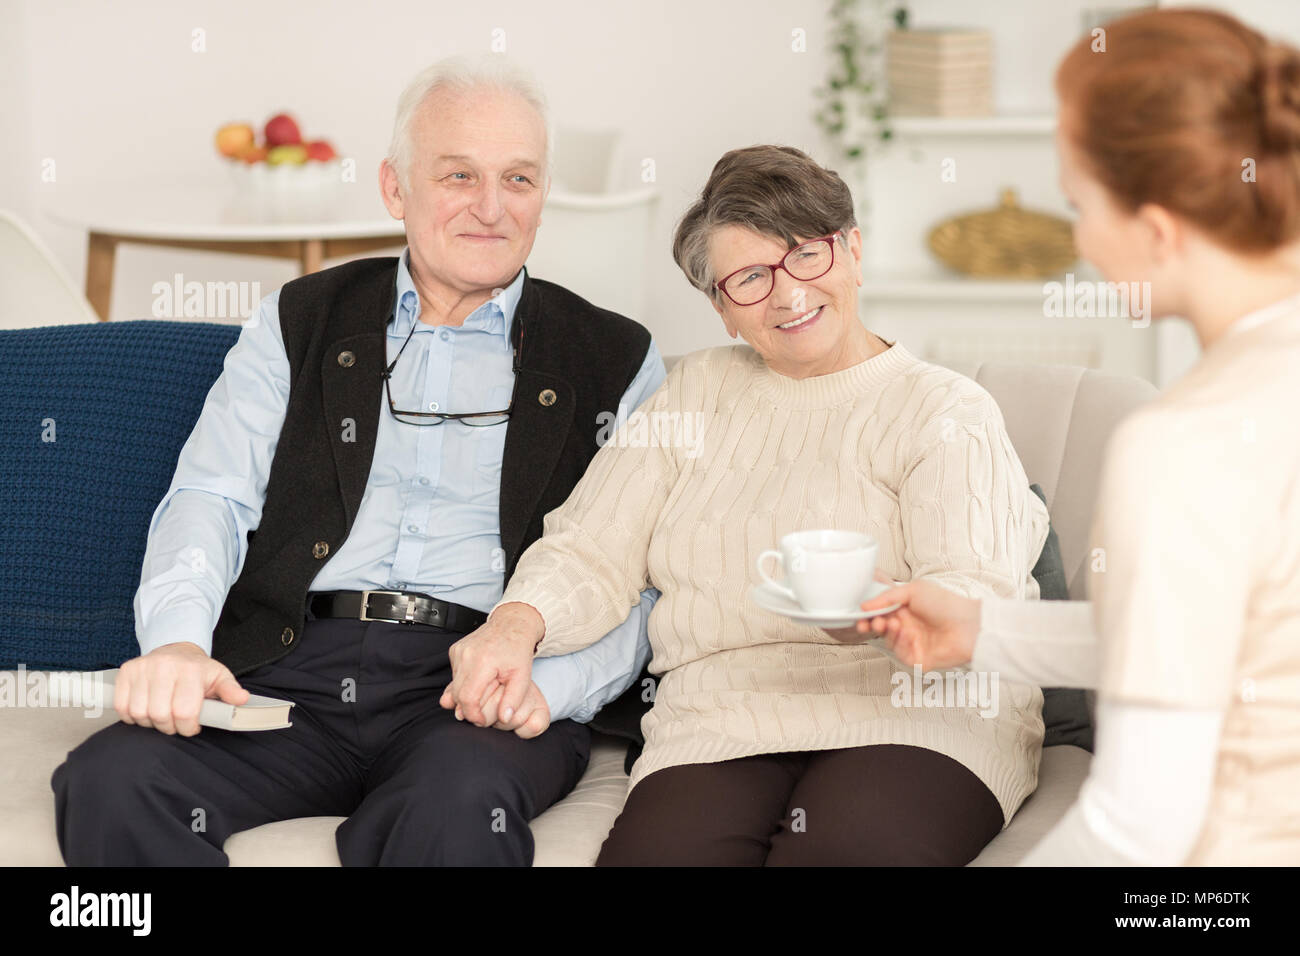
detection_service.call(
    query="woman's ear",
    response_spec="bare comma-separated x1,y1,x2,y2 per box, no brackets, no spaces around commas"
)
845,227,865,286
711,294,738,338
1136,203,1181,266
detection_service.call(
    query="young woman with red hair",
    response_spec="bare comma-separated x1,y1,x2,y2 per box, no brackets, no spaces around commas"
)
862,7,1300,865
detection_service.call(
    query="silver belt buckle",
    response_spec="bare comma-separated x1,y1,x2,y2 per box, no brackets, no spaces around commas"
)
359,589,408,623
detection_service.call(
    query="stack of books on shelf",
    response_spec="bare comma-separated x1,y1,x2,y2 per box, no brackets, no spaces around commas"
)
887,28,993,116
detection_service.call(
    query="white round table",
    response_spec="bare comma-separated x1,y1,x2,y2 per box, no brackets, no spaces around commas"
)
44,179,406,320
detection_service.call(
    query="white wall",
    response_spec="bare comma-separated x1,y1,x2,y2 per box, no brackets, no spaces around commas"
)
5,0,1300,362
857,0,1300,385
3,0,827,355
0,0,37,228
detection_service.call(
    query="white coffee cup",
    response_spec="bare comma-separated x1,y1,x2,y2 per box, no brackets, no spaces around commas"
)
756,529,878,615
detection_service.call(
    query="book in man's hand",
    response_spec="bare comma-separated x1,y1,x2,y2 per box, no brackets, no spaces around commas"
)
88,669,294,731
190,693,294,731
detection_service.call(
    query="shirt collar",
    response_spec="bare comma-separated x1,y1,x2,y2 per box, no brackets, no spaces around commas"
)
1223,289,1300,339
391,246,525,342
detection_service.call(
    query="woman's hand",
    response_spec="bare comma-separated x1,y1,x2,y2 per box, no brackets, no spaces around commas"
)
470,679,553,738
441,602,544,727
855,578,981,670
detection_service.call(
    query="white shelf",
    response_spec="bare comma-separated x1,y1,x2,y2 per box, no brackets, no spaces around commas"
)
887,114,1056,137
861,269,1076,302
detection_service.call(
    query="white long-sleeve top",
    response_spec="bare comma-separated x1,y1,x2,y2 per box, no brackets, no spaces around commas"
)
974,599,1223,865
974,292,1300,866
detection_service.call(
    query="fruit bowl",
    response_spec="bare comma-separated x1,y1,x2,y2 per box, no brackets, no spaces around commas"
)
227,158,343,195
216,113,342,202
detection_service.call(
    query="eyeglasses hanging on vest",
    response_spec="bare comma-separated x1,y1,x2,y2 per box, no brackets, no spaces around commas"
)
382,315,523,426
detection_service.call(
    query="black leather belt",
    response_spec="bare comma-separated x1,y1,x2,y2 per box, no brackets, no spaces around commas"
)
309,590,488,631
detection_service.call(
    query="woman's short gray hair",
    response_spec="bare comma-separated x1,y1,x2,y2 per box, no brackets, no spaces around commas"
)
672,145,857,300
386,54,552,195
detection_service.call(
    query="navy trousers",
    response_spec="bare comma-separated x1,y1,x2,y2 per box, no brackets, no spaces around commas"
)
51,607,590,866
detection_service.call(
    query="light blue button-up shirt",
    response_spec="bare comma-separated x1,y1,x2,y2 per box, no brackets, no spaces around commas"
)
133,247,662,722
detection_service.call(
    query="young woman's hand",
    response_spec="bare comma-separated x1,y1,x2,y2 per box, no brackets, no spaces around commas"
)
856,577,981,670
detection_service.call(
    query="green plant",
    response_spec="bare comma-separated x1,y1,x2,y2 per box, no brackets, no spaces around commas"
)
814,0,907,161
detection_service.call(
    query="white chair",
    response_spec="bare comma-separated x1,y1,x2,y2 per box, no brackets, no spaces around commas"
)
0,209,99,329
528,125,660,322
551,126,623,194
526,187,660,323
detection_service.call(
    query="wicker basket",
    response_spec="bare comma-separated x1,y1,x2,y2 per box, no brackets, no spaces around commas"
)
927,188,1076,277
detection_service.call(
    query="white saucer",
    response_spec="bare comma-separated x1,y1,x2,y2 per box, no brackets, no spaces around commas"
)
749,579,902,628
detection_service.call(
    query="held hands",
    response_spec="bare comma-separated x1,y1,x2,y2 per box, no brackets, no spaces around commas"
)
850,573,982,670
441,602,547,735
114,640,250,737
470,679,552,738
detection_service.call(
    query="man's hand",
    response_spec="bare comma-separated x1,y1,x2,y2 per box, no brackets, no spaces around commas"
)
114,641,250,737
855,577,981,670
440,602,544,728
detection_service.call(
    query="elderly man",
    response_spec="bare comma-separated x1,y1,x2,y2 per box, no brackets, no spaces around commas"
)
50,55,664,866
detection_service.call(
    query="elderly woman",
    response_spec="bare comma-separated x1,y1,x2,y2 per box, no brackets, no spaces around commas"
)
447,144,1050,865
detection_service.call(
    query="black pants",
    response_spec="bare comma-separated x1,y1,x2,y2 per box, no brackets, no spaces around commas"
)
51,609,590,866
596,744,1003,866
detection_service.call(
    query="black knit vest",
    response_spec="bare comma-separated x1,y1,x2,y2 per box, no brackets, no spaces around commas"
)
210,257,652,677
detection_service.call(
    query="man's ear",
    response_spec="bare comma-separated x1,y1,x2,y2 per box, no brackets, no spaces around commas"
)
378,159,405,220
535,176,551,230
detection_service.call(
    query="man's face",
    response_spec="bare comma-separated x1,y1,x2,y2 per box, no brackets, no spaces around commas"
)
380,85,548,295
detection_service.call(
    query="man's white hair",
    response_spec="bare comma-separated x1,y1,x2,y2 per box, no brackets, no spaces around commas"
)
386,54,552,195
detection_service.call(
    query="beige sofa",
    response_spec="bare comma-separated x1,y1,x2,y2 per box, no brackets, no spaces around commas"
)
0,359,1156,866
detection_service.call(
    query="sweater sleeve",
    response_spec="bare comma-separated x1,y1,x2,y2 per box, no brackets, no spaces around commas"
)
496,366,684,657
897,388,1050,603
973,598,1099,688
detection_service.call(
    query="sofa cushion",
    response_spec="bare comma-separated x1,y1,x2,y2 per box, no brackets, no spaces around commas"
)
1030,483,1093,752
966,744,1093,865
0,671,632,867
0,321,239,669
943,362,1157,601
1,672,1090,866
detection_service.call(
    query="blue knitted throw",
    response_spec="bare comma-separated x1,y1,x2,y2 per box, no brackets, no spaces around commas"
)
0,320,240,669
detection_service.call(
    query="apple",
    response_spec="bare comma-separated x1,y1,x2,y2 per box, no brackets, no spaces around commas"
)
266,144,309,165
304,140,337,162
264,113,302,147
215,122,255,158
238,145,269,164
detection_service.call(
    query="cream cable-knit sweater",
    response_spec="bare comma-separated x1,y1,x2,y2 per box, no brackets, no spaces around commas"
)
500,342,1052,825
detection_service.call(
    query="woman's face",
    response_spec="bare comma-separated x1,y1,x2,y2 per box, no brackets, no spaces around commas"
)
1055,111,1182,320
707,224,865,376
